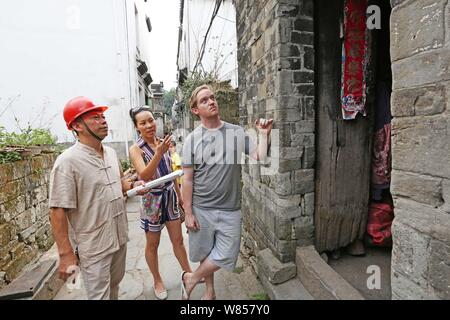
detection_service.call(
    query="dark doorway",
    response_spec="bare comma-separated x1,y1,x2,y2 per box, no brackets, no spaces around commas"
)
314,0,393,299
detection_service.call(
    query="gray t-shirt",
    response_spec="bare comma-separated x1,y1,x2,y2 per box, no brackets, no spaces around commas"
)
182,121,256,211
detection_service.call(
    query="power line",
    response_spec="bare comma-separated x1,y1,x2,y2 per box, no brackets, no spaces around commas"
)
192,0,222,73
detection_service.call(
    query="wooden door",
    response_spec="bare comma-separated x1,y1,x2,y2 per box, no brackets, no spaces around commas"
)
314,0,374,253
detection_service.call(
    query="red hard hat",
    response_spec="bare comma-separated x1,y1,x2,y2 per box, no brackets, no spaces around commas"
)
63,96,108,129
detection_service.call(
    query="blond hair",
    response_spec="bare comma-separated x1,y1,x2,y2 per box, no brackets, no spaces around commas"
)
189,84,213,110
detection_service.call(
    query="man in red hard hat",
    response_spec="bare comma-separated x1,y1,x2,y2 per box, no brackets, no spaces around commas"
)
49,96,144,300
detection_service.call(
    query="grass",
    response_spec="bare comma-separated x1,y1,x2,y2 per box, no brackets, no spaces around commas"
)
250,292,270,300
232,266,244,274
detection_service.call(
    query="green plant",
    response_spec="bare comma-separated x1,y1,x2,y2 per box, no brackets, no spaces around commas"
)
0,126,56,147
180,70,219,107
0,151,21,164
121,159,132,172
233,266,244,274
250,292,270,300
29,128,57,145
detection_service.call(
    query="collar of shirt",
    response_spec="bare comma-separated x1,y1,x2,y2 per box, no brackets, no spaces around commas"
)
75,141,105,158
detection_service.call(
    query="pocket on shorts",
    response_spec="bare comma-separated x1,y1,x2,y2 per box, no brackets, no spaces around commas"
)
189,226,214,262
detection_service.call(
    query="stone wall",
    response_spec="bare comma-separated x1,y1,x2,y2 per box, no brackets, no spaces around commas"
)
390,0,450,299
235,0,315,265
0,153,56,288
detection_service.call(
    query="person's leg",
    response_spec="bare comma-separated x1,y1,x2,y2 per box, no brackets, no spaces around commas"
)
80,254,113,300
200,259,216,300
182,258,220,299
166,219,192,272
109,244,127,300
144,230,165,293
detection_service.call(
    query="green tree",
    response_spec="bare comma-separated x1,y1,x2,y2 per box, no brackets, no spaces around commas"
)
163,88,177,116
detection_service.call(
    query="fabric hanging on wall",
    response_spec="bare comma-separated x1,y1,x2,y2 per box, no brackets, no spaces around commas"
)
371,81,392,201
341,0,369,120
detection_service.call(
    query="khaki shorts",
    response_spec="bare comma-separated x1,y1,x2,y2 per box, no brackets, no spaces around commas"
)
188,206,242,271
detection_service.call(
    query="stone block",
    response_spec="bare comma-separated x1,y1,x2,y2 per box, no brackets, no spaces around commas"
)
429,240,450,299
0,163,14,186
0,195,27,223
391,85,445,117
293,120,314,133
0,224,13,247
300,192,315,217
301,146,315,168
3,247,38,282
291,31,313,45
18,225,37,244
296,246,364,300
279,147,303,160
278,159,303,173
14,209,35,232
12,160,29,181
294,18,313,32
303,46,314,71
257,248,297,284
393,197,450,245
291,133,314,147
293,169,315,194
392,116,450,178
391,221,431,288
391,270,438,300
391,0,445,61
271,172,293,196
0,180,23,205
272,238,296,263
9,242,25,260
293,71,314,84
391,171,443,207
301,97,315,119
392,48,450,90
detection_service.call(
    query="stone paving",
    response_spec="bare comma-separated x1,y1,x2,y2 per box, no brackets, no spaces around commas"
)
54,197,266,300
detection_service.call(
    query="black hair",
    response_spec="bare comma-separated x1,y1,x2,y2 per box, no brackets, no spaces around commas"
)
129,106,153,126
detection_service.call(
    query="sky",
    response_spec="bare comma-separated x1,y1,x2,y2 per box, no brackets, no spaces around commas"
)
147,1,180,91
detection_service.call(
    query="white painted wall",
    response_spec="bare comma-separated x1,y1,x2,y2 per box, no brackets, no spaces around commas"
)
178,0,238,87
0,0,153,157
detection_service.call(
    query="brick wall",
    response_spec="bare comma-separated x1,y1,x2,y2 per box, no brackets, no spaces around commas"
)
0,153,56,288
390,0,450,299
235,0,315,264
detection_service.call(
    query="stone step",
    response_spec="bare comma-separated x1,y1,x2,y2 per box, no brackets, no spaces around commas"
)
296,245,364,300
0,259,55,299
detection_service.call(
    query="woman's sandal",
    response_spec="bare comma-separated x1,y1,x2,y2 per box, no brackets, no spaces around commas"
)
180,271,189,300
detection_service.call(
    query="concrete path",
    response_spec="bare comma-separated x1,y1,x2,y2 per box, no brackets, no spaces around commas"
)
54,197,266,300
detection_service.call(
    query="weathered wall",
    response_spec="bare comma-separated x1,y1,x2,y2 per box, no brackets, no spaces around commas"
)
236,0,315,264
0,153,56,288
390,0,450,299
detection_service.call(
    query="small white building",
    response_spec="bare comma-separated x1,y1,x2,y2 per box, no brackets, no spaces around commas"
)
176,0,238,87
175,0,238,135
0,0,154,160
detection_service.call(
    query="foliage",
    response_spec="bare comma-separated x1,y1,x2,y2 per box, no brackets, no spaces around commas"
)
250,293,270,300
0,126,57,164
0,126,56,147
163,88,177,116
0,151,21,164
180,70,219,108
179,71,238,124
121,159,132,172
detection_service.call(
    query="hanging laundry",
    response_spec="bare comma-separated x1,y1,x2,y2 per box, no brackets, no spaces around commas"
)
371,81,392,201
341,0,370,120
